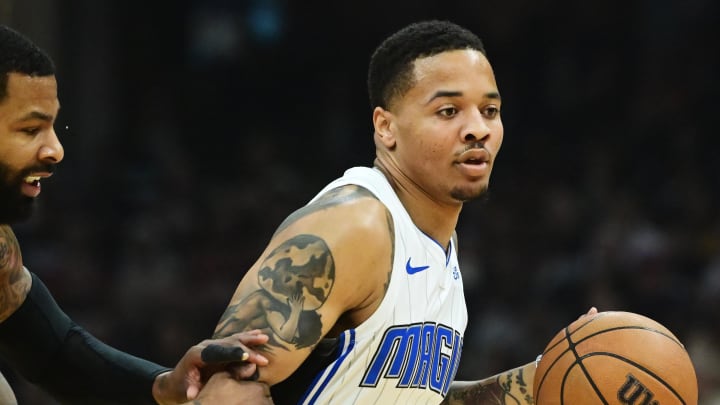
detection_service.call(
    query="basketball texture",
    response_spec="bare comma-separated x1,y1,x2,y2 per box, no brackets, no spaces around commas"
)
533,311,697,405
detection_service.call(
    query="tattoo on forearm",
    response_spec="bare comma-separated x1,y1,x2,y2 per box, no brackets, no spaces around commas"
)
443,377,505,404
0,225,29,321
215,234,335,351
499,368,532,405
443,369,533,405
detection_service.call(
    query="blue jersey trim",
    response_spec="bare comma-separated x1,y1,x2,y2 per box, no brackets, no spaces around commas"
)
417,229,455,266
300,329,356,404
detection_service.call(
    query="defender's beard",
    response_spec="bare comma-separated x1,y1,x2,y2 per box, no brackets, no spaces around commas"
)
0,162,38,224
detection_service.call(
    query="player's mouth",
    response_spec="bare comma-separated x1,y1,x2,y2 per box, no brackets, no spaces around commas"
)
20,173,50,198
456,149,491,177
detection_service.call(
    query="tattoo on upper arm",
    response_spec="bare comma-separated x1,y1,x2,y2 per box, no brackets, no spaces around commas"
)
274,185,378,236
215,234,335,351
0,225,29,321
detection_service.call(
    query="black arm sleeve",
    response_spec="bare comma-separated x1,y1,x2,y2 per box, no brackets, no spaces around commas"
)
0,273,171,404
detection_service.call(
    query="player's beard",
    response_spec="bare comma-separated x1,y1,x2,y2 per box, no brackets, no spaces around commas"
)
450,183,489,203
0,161,39,225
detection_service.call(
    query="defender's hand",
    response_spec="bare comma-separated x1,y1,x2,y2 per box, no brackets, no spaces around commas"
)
180,372,273,405
153,330,270,404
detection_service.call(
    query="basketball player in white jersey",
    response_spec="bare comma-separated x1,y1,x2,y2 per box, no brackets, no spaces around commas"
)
213,20,565,404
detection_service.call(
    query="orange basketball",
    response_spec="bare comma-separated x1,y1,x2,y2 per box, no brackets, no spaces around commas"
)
533,311,698,405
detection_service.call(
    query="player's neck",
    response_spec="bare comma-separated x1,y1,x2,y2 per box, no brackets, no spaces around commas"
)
373,160,460,250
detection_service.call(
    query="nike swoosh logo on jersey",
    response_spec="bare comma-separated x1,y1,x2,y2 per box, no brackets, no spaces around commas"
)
406,258,430,274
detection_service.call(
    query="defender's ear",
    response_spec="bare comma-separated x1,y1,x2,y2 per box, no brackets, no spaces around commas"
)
373,106,396,148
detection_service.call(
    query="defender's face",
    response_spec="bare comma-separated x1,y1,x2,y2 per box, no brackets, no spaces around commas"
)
382,49,503,204
0,73,63,223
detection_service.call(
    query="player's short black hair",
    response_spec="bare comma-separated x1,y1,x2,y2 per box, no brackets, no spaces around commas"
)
0,25,55,102
367,20,486,110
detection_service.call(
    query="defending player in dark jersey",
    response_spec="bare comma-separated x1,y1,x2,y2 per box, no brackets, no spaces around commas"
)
0,24,272,405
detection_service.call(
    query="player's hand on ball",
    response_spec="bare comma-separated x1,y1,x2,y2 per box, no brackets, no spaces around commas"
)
535,308,599,368
578,306,598,320
534,311,698,405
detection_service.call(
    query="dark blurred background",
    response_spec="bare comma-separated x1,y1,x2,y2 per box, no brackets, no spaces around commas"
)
2,0,719,403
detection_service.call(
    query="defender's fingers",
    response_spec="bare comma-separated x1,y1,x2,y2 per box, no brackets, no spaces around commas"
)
201,344,249,364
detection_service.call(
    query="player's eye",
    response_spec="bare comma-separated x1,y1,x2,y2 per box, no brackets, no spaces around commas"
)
21,127,41,136
483,106,500,119
438,107,458,118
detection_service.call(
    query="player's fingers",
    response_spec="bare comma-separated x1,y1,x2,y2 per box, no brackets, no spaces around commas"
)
226,362,259,380
240,329,264,336
201,344,249,364
199,330,268,347
226,333,269,365
230,331,270,346
246,350,269,366
578,306,598,320
186,385,200,400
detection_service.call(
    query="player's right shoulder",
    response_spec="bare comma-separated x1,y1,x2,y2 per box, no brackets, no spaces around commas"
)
266,184,393,299
274,184,386,236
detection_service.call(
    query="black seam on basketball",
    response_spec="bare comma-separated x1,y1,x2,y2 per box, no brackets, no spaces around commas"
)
541,314,611,356
566,312,610,336
536,325,571,400
559,363,611,405
578,352,687,405
541,322,586,355
574,325,684,349
536,314,692,404
565,325,610,405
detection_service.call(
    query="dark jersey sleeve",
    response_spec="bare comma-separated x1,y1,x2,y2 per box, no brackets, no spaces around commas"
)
0,273,170,404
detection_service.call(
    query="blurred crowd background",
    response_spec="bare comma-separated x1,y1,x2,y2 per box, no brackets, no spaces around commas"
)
2,0,719,403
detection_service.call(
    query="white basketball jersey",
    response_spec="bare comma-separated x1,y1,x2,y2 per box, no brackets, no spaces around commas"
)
297,167,468,405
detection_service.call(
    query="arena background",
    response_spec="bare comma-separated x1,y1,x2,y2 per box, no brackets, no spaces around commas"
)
2,0,719,403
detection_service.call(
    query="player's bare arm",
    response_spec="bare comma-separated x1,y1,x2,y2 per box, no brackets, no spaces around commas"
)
441,362,536,405
213,185,394,385
0,225,31,322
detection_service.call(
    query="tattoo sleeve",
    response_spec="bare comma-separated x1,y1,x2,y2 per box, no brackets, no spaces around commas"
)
0,225,30,322
442,366,534,405
214,184,392,360
214,234,335,352
274,185,378,235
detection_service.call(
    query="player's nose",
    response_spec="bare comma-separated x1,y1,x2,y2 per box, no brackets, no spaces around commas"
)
38,127,64,163
462,111,491,143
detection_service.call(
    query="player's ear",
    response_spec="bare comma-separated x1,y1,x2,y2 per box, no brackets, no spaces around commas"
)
373,106,396,148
